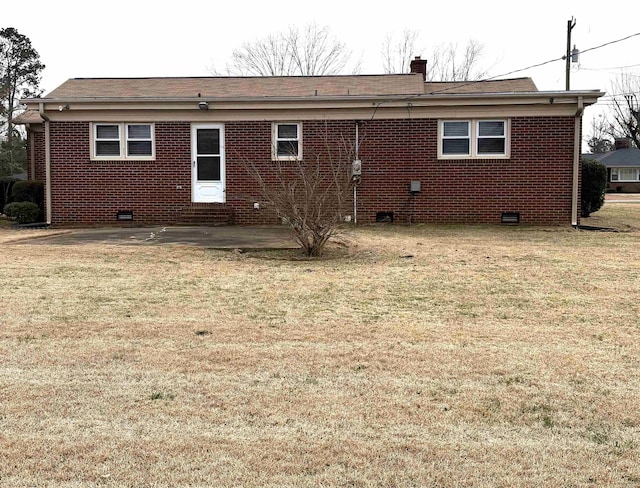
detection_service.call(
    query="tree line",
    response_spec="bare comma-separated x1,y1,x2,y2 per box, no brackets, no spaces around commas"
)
0,27,44,178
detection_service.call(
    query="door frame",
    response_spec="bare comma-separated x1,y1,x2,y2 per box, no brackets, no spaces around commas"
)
191,123,225,203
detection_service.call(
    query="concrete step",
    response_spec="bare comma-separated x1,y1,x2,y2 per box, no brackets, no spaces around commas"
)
178,204,233,225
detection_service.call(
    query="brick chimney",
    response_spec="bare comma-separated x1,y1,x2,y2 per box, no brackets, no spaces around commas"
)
614,137,631,150
410,56,427,81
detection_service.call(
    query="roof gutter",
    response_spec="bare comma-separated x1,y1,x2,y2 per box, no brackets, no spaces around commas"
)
572,96,584,227
22,90,604,106
39,102,52,225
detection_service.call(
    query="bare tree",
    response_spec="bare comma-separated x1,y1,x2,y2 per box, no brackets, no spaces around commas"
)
585,113,614,153
380,33,489,81
608,72,640,148
381,29,420,74
243,130,355,257
426,40,489,81
224,24,357,76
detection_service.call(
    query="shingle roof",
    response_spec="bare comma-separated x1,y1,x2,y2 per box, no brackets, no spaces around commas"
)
424,78,538,94
42,74,539,100
583,148,640,167
45,74,428,99
13,109,43,124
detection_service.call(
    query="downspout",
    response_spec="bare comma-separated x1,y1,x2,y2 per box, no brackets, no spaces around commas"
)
353,121,359,224
571,96,584,227
28,125,35,180
39,102,52,225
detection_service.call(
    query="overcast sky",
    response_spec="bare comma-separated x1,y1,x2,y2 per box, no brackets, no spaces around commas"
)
5,0,640,139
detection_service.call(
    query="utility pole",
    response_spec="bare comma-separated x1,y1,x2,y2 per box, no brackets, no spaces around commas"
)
566,17,577,90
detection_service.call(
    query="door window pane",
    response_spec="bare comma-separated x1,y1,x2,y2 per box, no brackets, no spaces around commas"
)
197,156,221,181
197,129,220,155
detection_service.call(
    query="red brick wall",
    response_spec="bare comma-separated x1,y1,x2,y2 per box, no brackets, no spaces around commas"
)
49,121,191,225
38,116,577,226
26,127,46,182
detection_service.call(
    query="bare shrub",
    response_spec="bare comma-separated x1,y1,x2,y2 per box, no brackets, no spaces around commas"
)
244,133,355,257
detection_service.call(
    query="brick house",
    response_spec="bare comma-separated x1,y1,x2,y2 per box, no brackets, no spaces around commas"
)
17,59,602,226
583,138,640,193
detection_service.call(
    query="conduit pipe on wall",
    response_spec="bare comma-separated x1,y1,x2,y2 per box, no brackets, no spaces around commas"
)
572,96,584,227
38,102,52,225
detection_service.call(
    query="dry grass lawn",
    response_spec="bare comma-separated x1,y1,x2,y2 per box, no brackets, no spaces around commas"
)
1,204,639,487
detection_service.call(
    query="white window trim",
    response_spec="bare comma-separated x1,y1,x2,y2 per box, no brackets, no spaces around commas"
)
438,119,510,159
272,122,302,161
611,167,640,182
91,123,155,161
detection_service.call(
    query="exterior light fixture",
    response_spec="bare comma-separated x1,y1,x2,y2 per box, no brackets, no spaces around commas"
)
198,101,209,110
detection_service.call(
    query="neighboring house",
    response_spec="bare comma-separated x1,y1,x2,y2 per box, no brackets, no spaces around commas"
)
16,58,603,226
583,138,640,192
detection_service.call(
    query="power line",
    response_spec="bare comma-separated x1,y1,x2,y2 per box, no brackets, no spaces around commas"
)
579,31,640,57
579,63,640,71
428,30,640,95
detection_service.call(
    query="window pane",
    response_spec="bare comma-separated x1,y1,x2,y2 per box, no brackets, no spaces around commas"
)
478,138,505,154
128,124,151,139
442,139,469,155
96,140,120,156
618,168,639,181
197,156,221,181
479,121,505,137
443,121,469,137
277,140,299,157
277,124,298,139
197,129,219,155
128,141,152,156
96,125,119,139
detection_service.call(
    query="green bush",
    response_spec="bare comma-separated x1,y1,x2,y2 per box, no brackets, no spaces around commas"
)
11,180,44,221
581,159,607,217
4,201,40,224
0,178,18,209
12,180,44,205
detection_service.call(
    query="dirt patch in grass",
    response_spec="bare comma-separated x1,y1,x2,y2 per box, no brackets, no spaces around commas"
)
1,207,640,486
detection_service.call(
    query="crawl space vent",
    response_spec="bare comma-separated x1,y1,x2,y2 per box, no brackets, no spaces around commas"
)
376,211,394,223
117,210,134,221
501,212,520,224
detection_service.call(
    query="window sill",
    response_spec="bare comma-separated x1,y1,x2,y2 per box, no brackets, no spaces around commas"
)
90,157,156,162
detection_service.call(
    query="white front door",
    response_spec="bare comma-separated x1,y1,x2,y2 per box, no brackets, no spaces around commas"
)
192,124,225,203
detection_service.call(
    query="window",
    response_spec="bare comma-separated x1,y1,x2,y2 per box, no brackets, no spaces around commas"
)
273,122,302,160
92,123,155,160
442,121,470,156
477,120,506,155
95,124,121,157
439,119,509,159
611,167,640,182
